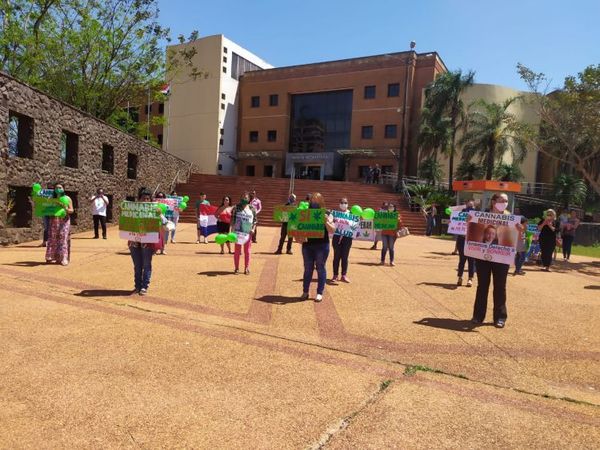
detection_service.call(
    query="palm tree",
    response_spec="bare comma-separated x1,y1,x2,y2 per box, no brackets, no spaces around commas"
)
455,160,484,180
418,107,451,161
553,174,587,209
461,98,531,179
422,70,475,190
494,163,523,181
418,157,443,185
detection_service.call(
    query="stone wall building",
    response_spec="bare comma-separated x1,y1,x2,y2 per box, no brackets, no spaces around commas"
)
0,72,193,245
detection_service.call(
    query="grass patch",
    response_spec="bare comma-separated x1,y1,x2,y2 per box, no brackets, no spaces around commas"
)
380,379,393,391
571,244,600,258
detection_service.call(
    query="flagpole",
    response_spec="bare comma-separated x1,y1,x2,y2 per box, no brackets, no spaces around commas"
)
146,88,151,142
165,94,171,152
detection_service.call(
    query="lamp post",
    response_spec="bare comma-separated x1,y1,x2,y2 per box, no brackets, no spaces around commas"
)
395,41,416,192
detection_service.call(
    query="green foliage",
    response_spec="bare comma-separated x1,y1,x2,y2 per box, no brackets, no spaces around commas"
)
553,174,587,208
494,163,523,181
455,160,484,180
518,63,600,195
418,157,443,185
0,0,202,121
406,184,453,211
461,98,532,179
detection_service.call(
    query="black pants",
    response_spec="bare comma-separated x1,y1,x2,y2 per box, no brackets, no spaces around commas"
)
93,214,107,238
562,235,574,259
540,238,555,267
473,260,509,323
457,236,475,278
276,222,293,253
332,236,353,277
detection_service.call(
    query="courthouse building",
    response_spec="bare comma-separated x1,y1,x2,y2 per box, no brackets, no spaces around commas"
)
236,51,447,181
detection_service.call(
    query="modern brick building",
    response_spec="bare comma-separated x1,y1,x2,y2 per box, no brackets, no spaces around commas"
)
236,51,447,181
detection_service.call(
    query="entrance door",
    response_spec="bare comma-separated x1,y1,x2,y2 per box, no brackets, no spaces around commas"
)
306,165,322,180
295,164,323,180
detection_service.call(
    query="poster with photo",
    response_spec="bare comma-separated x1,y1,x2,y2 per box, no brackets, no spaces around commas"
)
464,211,520,265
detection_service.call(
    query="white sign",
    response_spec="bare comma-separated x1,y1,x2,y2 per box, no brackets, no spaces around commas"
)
464,211,521,265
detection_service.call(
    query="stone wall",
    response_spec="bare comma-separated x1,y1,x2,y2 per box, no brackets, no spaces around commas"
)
0,72,193,245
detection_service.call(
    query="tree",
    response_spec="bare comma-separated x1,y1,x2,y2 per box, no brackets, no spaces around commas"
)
455,160,484,180
418,157,443,185
494,163,523,181
0,0,201,123
418,107,451,161
461,98,531,180
421,70,475,190
518,63,600,195
553,174,587,209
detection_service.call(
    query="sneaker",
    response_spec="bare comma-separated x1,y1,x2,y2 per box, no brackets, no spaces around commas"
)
139,288,147,296
162,249,167,255
300,292,309,300
370,245,378,250
315,294,323,302
286,250,293,255
244,268,250,275
60,259,69,266
103,236,107,240
390,262,395,267
457,277,463,286
171,240,176,244
331,275,339,282
196,240,200,244
495,319,505,328
234,269,239,275
466,279,473,287
341,275,350,283
204,240,208,245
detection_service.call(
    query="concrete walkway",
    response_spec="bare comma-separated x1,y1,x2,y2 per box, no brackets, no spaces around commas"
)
1,225,598,448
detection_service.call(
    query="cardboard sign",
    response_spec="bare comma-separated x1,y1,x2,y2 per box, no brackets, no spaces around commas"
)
332,210,360,238
374,211,398,230
288,208,326,239
353,219,375,241
447,211,468,236
157,198,178,220
273,205,296,223
118,201,160,243
167,195,183,212
233,209,253,244
464,211,520,265
33,196,64,217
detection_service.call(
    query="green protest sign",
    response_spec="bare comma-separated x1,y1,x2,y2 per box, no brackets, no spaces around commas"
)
119,201,161,243
288,208,325,239
374,211,398,230
33,196,64,217
273,205,296,223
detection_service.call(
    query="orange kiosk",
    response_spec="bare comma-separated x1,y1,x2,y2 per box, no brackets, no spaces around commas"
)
452,180,522,212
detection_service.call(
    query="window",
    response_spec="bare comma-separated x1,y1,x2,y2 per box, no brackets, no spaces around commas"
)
105,194,114,222
269,94,279,106
8,111,34,158
145,104,151,115
267,130,277,142
364,85,376,99
231,52,262,80
263,165,273,177
221,103,226,110
384,124,398,138
251,96,260,108
65,191,78,225
358,166,370,179
223,56,227,63
249,131,259,142
245,165,255,176
221,93,226,100
220,128,224,135
222,66,227,74
361,126,374,139
224,47,228,53
60,131,79,168
158,103,164,114
388,83,400,97
127,153,138,179
219,138,224,146
157,134,163,146
218,164,223,171
6,186,32,228
101,144,114,173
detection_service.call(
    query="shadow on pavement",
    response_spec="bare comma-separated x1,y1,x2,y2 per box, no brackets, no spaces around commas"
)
428,251,454,257
198,271,236,277
418,282,459,290
3,261,49,267
414,317,485,332
354,262,383,267
584,285,600,290
75,289,135,297
256,295,308,305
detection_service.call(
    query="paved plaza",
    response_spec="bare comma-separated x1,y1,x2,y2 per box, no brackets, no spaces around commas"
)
1,225,599,448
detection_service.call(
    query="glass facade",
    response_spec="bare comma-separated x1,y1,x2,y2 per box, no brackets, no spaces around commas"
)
289,90,353,153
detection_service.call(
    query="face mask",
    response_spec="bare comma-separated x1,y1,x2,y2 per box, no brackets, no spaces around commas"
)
495,202,507,211
240,199,249,206
339,203,348,210
55,189,64,196
388,208,394,213
310,202,320,209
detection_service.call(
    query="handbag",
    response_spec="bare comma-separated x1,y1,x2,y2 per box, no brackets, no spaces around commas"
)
397,227,410,238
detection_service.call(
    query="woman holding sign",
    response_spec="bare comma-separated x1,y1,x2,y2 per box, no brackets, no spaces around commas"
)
331,197,354,282
380,204,402,267
301,193,336,302
538,209,559,271
231,192,257,275
128,188,159,295
45,183,74,266
215,196,233,254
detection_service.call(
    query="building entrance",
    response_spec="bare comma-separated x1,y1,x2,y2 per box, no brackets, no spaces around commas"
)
295,164,323,180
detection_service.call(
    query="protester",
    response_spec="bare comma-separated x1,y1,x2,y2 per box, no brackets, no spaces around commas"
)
195,192,210,244
538,209,559,271
425,203,437,236
560,210,580,261
215,195,233,254
331,197,353,282
365,166,373,184
275,193,296,255
154,192,167,255
380,203,402,266
370,202,388,250
514,216,528,276
40,182,54,247
168,190,180,243
231,192,257,275
300,193,335,302
250,189,262,243
90,188,109,239
471,193,512,328
45,183,74,266
456,200,476,287
372,164,381,184
128,188,160,295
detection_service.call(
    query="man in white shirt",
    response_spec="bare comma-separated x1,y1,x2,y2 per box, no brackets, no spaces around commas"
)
91,188,109,239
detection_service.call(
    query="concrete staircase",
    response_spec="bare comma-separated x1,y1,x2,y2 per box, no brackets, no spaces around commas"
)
176,174,426,234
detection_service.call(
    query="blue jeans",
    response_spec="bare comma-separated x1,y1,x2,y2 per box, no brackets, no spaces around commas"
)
381,235,396,263
426,216,436,236
43,216,51,242
457,236,475,278
130,246,154,290
515,251,526,272
302,243,330,295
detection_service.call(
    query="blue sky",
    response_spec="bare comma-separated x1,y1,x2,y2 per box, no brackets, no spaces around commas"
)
157,0,599,90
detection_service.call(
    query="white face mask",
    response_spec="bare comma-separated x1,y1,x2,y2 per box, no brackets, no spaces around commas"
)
495,202,508,211
339,203,348,211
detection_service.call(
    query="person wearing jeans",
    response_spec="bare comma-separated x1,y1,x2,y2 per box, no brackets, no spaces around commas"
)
300,193,336,302
456,201,476,286
560,210,579,261
380,203,401,266
128,188,157,295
